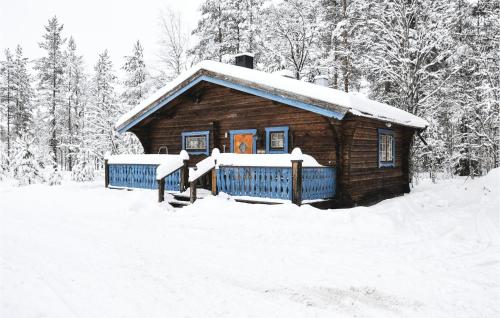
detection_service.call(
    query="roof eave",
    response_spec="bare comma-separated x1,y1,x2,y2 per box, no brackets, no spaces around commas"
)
116,71,349,133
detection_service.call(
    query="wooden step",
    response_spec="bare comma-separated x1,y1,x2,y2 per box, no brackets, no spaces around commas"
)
172,194,192,202
168,199,191,208
173,188,211,202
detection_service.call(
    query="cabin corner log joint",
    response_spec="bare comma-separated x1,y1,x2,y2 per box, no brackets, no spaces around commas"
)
109,57,428,207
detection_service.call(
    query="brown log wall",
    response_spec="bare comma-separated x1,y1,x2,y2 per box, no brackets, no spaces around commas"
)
341,115,413,205
130,82,339,167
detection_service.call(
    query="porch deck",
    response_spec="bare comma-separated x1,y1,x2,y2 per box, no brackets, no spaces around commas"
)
105,149,336,206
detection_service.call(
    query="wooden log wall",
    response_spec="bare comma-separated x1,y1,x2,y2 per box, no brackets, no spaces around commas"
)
341,115,413,205
130,82,339,167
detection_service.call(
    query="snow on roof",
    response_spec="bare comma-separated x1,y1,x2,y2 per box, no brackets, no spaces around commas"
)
234,52,255,58
115,60,428,131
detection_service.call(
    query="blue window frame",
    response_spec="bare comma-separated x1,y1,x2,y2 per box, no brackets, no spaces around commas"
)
378,128,395,168
182,130,210,155
265,126,289,154
229,129,257,153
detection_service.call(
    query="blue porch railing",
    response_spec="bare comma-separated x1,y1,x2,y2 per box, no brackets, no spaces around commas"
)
302,167,336,201
216,166,293,200
108,164,181,191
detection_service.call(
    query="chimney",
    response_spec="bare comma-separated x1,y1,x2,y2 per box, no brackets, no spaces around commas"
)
235,53,254,69
314,75,329,87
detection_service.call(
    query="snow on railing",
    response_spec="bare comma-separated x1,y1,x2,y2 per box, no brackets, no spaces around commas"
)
213,147,323,168
104,152,189,191
106,154,181,165
156,150,189,180
188,154,217,182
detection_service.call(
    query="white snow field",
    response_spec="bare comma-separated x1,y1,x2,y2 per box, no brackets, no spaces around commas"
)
1,171,499,318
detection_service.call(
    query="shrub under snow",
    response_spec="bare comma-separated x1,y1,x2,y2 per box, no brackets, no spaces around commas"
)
11,135,43,186
71,151,96,182
45,166,63,186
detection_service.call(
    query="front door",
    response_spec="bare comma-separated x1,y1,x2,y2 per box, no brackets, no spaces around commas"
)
233,133,254,154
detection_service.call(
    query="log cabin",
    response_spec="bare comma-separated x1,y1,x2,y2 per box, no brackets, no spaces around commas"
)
113,54,428,207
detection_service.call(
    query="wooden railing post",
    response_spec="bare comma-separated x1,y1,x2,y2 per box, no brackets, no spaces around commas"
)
158,178,165,202
104,159,109,188
190,181,197,203
291,159,303,205
211,160,218,195
180,159,189,191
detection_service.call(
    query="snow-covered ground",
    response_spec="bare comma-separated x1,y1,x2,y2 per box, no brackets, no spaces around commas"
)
1,171,499,318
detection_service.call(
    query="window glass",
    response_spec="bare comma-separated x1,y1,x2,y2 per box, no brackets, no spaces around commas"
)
386,135,393,161
379,132,394,166
270,131,285,150
185,135,207,150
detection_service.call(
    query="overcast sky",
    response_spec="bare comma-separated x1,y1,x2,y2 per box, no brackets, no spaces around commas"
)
0,0,202,72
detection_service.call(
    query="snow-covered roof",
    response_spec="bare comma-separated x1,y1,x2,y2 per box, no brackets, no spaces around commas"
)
115,61,428,132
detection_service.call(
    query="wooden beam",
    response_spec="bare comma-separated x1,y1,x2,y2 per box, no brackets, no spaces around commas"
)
190,181,197,203
211,167,217,195
291,159,303,206
158,178,165,202
104,159,109,188
180,159,189,191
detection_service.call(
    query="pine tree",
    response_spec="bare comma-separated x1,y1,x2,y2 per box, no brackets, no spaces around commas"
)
0,145,8,180
317,0,343,89
35,16,66,169
62,36,86,171
11,132,43,186
87,50,121,160
0,49,14,158
71,148,95,182
191,0,267,64
450,0,500,176
12,45,33,137
122,40,148,107
190,0,229,62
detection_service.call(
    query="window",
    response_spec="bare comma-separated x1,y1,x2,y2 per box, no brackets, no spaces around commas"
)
378,129,395,168
182,131,209,155
265,126,289,154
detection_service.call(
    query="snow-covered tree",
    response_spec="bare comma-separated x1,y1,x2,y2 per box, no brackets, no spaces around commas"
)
158,7,191,79
448,0,500,176
190,0,230,62
261,0,320,79
62,36,87,171
0,49,14,158
35,16,66,168
87,50,122,160
316,0,364,91
11,132,43,186
12,45,33,137
71,148,95,182
190,0,267,64
122,40,148,107
0,146,8,180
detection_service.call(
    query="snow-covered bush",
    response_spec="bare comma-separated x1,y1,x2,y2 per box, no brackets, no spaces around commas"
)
11,134,43,186
71,150,96,182
0,149,8,181
45,166,63,186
